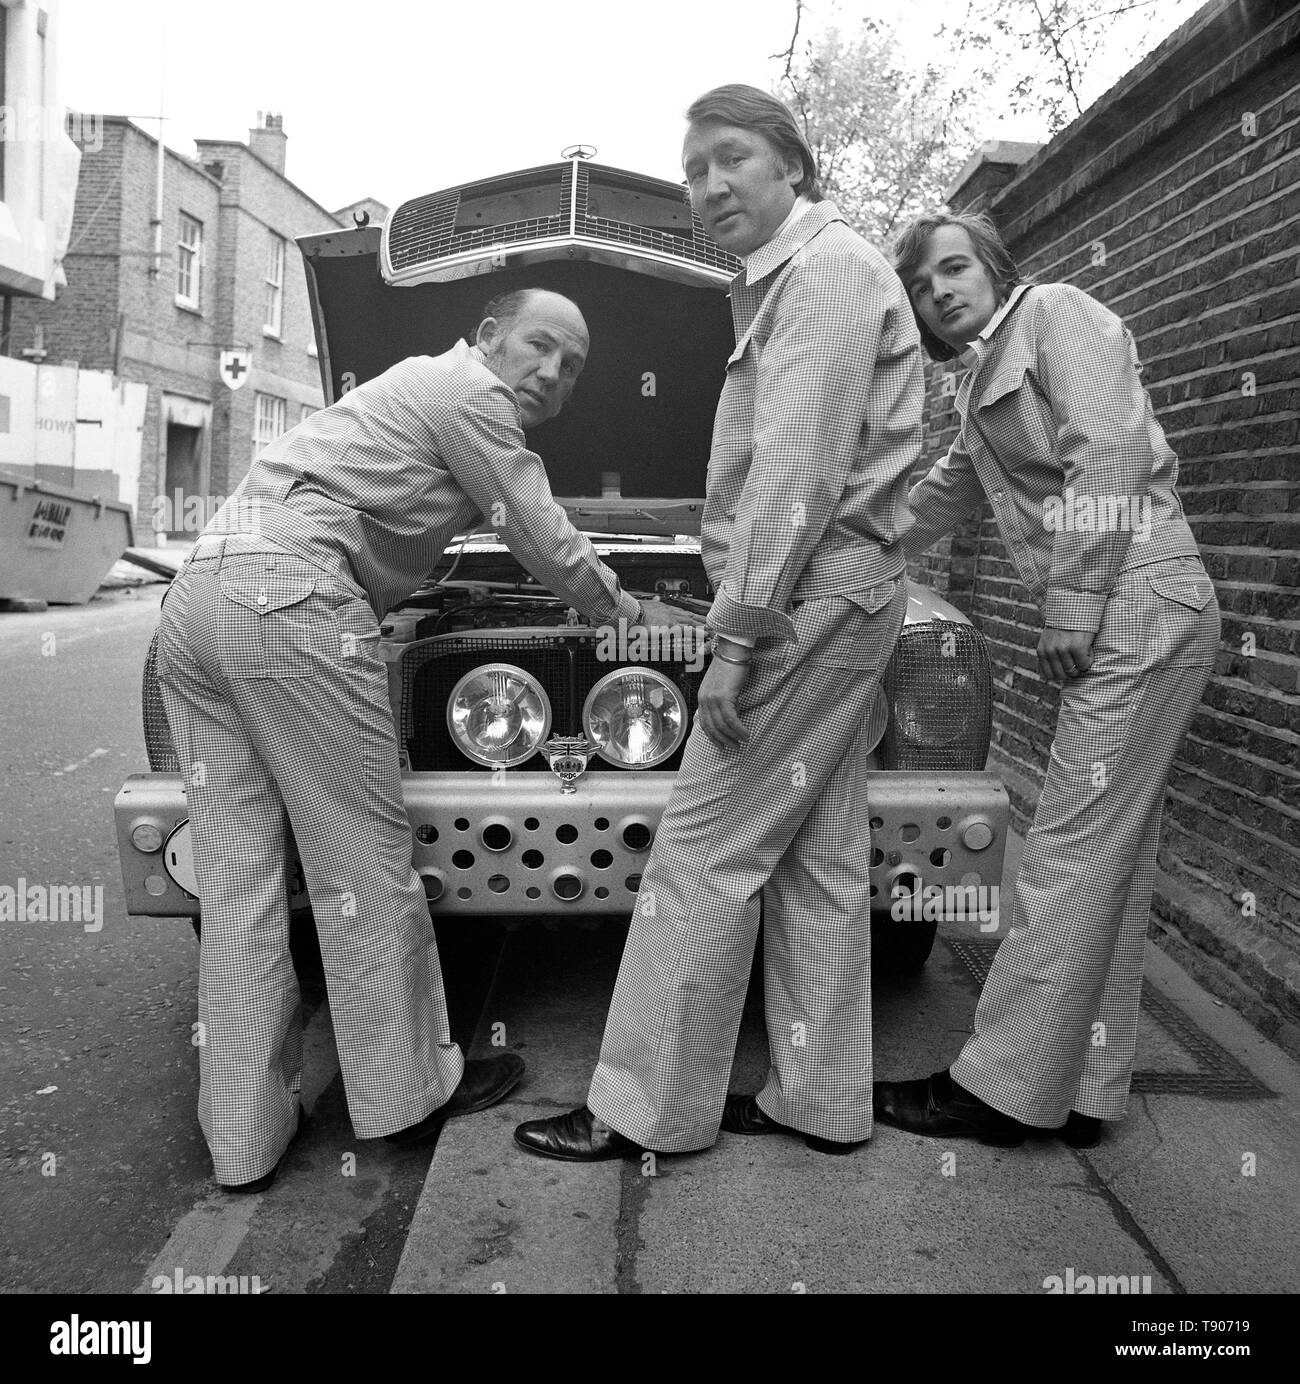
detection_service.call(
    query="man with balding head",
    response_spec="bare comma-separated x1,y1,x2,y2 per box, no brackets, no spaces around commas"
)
156,288,665,1191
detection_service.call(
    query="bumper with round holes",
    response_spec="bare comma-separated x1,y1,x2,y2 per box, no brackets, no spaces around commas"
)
115,770,1006,919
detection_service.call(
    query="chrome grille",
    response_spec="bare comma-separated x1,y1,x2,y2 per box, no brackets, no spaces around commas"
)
385,186,563,271
384,161,740,279
391,214,568,266
575,214,738,273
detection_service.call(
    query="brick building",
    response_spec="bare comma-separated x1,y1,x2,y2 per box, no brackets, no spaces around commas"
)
910,0,1300,1051
8,113,349,537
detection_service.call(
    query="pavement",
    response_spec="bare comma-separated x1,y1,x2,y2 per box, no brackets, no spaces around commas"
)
102,540,194,587
392,831,1300,1295
7,562,1294,1304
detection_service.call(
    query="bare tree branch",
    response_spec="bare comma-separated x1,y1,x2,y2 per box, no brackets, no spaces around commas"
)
1055,0,1162,40
771,20,981,245
773,0,1196,237
935,0,1195,132
770,0,806,86
1029,0,1086,118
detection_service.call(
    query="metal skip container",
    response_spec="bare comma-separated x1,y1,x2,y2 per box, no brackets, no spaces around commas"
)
0,466,135,604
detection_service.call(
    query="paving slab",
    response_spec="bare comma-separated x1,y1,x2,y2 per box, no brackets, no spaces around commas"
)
394,832,1300,1294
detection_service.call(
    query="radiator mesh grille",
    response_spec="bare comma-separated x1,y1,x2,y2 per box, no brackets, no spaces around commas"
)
138,616,993,777
142,629,179,772
881,622,992,770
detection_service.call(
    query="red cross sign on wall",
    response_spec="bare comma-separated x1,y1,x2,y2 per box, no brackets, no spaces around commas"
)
219,350,251,391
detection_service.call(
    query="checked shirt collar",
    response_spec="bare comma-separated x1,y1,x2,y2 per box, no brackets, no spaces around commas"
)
737,199,847,289
957,282,1034,373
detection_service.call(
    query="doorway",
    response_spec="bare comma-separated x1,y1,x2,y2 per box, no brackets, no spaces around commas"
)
162,422,203,539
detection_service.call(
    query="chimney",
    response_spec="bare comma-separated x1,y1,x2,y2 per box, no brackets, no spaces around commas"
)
249,111,287,175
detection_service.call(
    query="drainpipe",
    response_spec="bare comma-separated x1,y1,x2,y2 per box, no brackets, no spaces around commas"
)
149,19,166,277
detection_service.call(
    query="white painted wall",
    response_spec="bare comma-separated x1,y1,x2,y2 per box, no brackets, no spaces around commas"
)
0,354,147,512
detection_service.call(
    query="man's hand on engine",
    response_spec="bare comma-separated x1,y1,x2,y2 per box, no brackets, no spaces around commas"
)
636,597,687,630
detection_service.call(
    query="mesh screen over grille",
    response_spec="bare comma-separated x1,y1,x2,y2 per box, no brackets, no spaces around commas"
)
405,637,573,771
142,629,179,772
574,644,704,771
138,622,988,776
400,634,703,772
880,622,992,770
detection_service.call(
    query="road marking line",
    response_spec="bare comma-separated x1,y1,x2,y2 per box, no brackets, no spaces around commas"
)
133,999,339,1294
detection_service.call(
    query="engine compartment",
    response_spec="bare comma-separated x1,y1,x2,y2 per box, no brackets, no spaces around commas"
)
381,536,713,642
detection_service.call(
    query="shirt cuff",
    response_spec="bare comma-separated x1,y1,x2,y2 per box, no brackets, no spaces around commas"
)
1044,588,1108,633
709,586,797,643
614,591,643,627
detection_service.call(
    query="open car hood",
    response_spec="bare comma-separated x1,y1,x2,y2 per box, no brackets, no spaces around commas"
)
298,159,744,536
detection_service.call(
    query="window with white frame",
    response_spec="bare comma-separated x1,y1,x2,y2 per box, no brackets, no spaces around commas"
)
253,392,286,459
263,233,285,335
177,213,202,307
299,403,317,425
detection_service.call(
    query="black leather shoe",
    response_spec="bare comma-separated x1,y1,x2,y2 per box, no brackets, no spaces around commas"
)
721,1093,785,1135
873,1069,1027,1147
513,1105,642,1162
722,1093,864,1156
219,1108,307,1193
1060,1112,1104,1148
385,1053,526,1147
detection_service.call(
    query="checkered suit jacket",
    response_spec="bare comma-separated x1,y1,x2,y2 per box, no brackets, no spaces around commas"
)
704,202,925,645
205,340,642,627
903,283,1200,632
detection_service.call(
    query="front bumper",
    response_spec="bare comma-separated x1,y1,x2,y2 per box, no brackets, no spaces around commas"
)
115,770,1008,919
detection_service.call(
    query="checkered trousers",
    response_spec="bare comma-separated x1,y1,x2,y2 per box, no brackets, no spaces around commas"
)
155,541,463,1184
587,581,907,1151
950,555,1220,1125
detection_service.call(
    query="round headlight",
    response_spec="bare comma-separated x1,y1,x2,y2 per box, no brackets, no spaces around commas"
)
447,663,552,768
892,670,974,747
583,669,687,768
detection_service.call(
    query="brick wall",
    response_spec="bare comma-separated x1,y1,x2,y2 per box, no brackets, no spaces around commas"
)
117,126,223,523
8,119,126,368
912,0,1300,1048
9,117,344,528
196,136,340,496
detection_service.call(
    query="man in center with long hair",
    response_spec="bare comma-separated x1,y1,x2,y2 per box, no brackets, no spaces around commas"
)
515,84,924,1162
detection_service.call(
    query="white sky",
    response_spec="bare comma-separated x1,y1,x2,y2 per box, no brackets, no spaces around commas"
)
55,0,1202,215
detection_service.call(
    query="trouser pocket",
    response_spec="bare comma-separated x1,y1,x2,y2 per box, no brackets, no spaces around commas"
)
215,556,337,678
1099,557,1220,669
797,579,906,673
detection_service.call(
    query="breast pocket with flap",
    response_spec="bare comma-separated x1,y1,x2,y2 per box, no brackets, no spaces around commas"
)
973,364,1056,471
